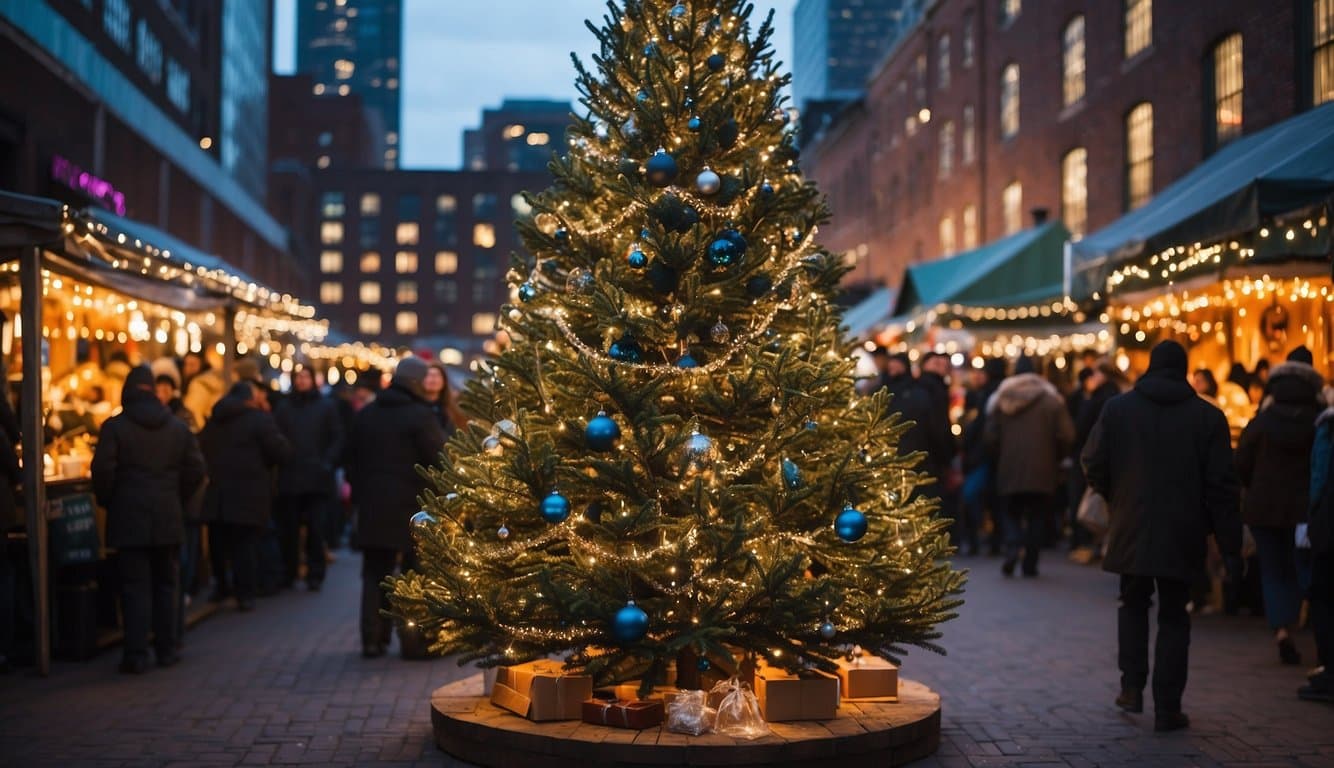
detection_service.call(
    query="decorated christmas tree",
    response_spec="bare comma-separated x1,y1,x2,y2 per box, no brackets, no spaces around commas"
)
389,0,964,693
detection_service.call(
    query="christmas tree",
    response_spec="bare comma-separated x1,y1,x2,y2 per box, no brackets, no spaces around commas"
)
390,0,964,693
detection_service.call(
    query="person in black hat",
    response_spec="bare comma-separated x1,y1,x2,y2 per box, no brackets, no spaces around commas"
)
1082,340,1243,731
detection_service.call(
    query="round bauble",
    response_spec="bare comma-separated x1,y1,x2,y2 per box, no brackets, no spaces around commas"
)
707,229,747,268
760,181,775,197
494,419,519,437
746,274,773,298
636,89,649,103
627,245,648,268
670,3,687,18
566,267,595,294
612,600,649,644
835,504,868,543
585,411,621,452
804,419,819,431
676,351,699,369
709,319,730,344
706,53,725,71
517,282,538,303
687,116,702,132
609,334,644,363
483,435,503,455
695,168,721,196
819,620,837,640
497,524,511,540
554,226,569,242
781,458,803,490
410,510,434,529
623,116,638,137
541,491,571,524
594,122,609,140
645,148,679,187
682,430,717,470
697,657,712,672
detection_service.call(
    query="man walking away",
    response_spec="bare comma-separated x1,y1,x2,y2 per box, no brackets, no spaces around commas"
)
274,368,344,591
1083,340,1242,731
91,365,206,673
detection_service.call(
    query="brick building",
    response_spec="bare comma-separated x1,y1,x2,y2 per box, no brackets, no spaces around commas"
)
804,0,1325,289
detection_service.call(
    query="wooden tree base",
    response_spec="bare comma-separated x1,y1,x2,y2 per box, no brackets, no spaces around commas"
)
430,673,941,767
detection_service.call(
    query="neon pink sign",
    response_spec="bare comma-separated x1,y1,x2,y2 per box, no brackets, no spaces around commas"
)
51,155,127,215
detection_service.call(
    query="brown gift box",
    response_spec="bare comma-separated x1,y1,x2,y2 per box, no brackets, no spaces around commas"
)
580,695,665,729
835,655,899,701
752,662,839,722
490,660,594,721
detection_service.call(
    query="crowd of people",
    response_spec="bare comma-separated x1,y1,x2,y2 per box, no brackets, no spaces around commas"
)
867,340,1333,725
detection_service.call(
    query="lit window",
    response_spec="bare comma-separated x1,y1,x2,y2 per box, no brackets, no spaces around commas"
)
360,252,381,273
317,155,331,169
474,223,496,248
914,53,927,103
511,193,532,217
1062,148,1088,239
396,281,418,303
395,312,418,335
1063,16,1086,107
320,221,344,244
962,105,975,165
962,205,979,250
962,10,975,68
313,83,326,95
1125,103,1154,210
1000,0,1021,27
321,191,345,219
1002,181,1023,235
359,282,381,304
471,313,497,335
937,34,951,90
320,251,343,273
938,120,954,179
358,313,381,335
361,193,381,215
1124,0,1152,59
395,251,418,273
320,282,343,304
437,195,457,213
1318,0,1334,104
334,59,355,79
1000,64,1020,138
396,222,419,245
503,124,526,139
526,132,550,146
939,212,956,256
103,0,130,49
1208,34,1244,150
435,251,459,274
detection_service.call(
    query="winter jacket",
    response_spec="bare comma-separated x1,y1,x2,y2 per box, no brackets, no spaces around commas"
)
1309,408,1334,554
883,374,954,482
1082,371,1242,582
961,380,1001,473
1236,361,1323,528
275,389,345,496
1073,381,1121,461
199,393,292,527
345,384,446,551
984,373,1074,496
183,368,226,429
91,385,207,548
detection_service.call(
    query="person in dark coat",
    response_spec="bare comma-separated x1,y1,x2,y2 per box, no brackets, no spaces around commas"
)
0,406,21,671
90,366,206,673
960,358,1007,555
1069,360,1126,556
274,368,344,591
883,353,953,498
1082,340,1242,731
1236,346,1324,666
346,357,446,658
199,382,291,611
1303,405,1334,702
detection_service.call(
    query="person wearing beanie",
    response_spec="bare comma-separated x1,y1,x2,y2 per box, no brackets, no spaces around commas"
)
1082,340,1242,731
1239,346,1325,666
91,365,207,673
345,357,447,658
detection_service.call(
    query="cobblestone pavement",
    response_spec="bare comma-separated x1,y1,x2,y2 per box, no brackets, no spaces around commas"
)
0,549,1330,767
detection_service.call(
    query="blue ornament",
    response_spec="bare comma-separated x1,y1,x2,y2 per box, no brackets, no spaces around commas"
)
697,657,712,672
540,259,560,275
646,149,679,187
541,491,571,523
636,89,649,103
670,3,687,18
643,43,657,57
555,226,569,242
781,458,802,490
746,275,773,297
707,53,725,71
707,229,747,268
676,352,699,369
835,504,868,542
805,419,818,431
688,116,702,132
819,620,836,640
518,282,538,303
683,97,695,109
760,182,775,197
612,600,649,644
628,245,648,268
609,334,644,363
585,411,621,451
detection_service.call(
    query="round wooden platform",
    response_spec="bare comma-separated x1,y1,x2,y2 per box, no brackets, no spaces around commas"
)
429,673,940,767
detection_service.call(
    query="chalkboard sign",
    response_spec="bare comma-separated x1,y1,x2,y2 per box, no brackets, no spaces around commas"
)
48,493,100,566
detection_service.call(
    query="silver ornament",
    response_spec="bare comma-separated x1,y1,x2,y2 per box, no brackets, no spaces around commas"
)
566,267,596,294
710,319,731,344
623,116,639,137
483,435,503,455
494,419,519,437
819,620,836,640
695,167,721,196
411,510,434,528
594,122,609,140
682,430,717,472
497,525,511,540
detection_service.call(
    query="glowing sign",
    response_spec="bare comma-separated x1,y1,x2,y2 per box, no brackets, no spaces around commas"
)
51,155,127,215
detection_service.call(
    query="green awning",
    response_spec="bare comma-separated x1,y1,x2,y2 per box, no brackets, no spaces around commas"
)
893,221,1069,317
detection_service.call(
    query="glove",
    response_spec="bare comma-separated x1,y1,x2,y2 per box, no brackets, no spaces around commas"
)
1223,554,1245,587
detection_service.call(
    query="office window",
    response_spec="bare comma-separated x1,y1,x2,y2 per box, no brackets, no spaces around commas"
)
1208,34,1244,149
434,198,458,246
319,251,343,273
434,313,451,330
1000,0,1021,27
1002,181,1023,235
472,313,497,335
395,312,418,335
962,10,975,67
938,120,954,179
474,223,496,248
962,105,976,165
1125,103,1154,210
962,205,979,250
473,193,498,219
914,53,927,102
359,282,381,304
435,251,459,274
319,282,343,304
1125,0,1152,59
396,281,418,303
395,222,419,245
1062,148,1088,239
135,20,163,83
103,0,130,49
395,251,418,273
472,282,492,303
361,193,381,215
359,218,379,248
937,34,951,90
435,279,458,303
1318,0,1334,104
397,194,420,221
1063,16,1086,107
166,59,190,113
1000,64,1020,138
320,221,343,244
358,313,381,335
939,212,956,256
360,252,381,273
321,191,345,219
437,194,457,213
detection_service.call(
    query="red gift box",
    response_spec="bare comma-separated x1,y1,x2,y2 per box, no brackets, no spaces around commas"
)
580,696,665,729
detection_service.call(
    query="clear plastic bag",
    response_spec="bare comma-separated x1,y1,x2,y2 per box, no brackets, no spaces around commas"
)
665,689,715,736
710,677,770,740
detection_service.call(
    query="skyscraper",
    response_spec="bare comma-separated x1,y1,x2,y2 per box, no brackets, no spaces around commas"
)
792,0,907,112
221,0,272,200
295,0,402,169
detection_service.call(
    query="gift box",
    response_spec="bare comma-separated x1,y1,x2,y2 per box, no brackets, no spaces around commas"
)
835,654,899,700
581,694,665,729
490,660,594,721
752,662,839,722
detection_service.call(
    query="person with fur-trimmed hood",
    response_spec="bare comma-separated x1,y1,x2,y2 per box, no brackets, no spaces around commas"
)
1236,346,1325,667
984,357,1075,577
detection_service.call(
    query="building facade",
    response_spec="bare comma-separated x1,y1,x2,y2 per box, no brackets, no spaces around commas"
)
804,0,1324,289
462,100,572,172
295,0,401,169
792,0,911,111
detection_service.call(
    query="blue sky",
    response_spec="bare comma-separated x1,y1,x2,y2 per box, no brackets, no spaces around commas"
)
273,1,797,169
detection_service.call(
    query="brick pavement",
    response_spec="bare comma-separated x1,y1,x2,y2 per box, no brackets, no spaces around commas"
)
0,549,1330,767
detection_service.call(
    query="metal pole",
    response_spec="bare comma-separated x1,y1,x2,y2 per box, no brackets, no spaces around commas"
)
222,304,236,384
19,245,49,676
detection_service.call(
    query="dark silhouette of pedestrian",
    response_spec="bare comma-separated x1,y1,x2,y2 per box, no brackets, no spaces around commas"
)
274,368,344,591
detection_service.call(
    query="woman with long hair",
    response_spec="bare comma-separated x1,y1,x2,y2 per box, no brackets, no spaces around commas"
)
423,362,467,435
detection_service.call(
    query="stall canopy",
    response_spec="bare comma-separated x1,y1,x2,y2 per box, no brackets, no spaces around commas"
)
841,285,896,338
0,191,65,249
1071,101,1334,298
892,221,1069,318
